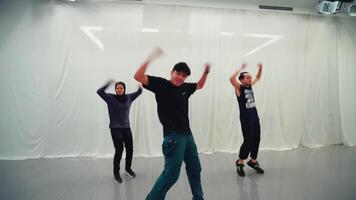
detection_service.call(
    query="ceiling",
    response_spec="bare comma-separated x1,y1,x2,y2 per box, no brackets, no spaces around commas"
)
77,0,355,17
137,0,321,15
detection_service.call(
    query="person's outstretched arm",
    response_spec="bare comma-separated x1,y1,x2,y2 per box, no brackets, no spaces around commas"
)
252,63,262,86
196,63,211,90
229,63,247,97
129,85,143,101
97,79,114,101
134,47,164,86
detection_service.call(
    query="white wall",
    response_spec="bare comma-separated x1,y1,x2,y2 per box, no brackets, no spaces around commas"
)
0,0,355,159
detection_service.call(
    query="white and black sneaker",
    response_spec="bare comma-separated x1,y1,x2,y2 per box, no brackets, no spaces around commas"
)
125,169,136,178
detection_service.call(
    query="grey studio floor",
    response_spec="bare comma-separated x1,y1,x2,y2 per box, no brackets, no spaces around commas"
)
1,145,355,200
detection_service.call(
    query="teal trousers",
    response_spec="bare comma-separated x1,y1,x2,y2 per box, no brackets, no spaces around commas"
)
146,132,204,200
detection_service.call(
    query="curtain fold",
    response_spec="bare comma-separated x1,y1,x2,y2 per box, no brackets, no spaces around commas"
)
0,0,355,159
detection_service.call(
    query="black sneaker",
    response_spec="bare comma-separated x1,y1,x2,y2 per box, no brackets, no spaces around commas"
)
114,173,122,183
125,169,136,178
247,160,264,174
235,161,245,177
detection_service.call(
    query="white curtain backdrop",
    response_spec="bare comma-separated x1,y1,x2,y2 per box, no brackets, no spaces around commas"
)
0,0,355,159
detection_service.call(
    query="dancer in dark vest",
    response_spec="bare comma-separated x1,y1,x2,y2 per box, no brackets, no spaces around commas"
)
97,80,142,183
229,63,264,177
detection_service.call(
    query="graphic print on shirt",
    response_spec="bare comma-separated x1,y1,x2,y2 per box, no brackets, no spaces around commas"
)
245,89,256,109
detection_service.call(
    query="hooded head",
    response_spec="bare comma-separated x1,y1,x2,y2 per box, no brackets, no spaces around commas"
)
115,82,126,96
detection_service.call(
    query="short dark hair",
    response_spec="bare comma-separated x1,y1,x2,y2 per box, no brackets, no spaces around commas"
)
238,72,248,81
173,62,191,76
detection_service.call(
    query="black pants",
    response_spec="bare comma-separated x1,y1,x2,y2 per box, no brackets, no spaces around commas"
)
238,120,261,160
110,128,133,175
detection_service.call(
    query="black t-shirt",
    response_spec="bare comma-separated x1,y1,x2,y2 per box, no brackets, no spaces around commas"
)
236,84,259,122
143,76,197,135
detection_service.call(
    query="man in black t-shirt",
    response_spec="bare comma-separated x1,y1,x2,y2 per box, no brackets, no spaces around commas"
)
134,47,210,200
229,63,264,177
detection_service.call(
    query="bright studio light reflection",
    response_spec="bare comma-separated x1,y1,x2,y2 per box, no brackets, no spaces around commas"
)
80,26,160,50
141,28,159,33
242,33,284,57
80,26,282,56
220,32,234,36
80,26,104,50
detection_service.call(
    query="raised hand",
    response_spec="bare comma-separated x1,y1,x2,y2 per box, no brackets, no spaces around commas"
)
147,47,164,62
109,79,115,84
241,63,248,69
204,63,211,74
